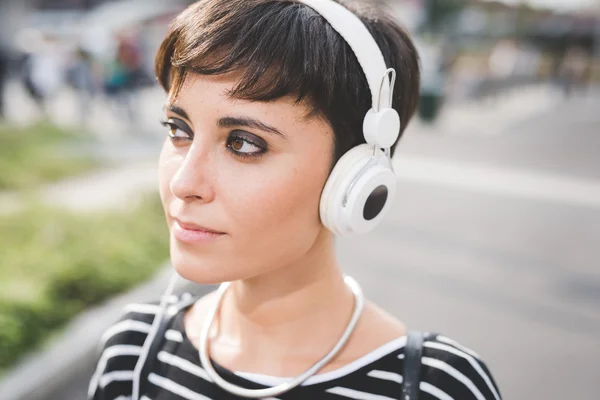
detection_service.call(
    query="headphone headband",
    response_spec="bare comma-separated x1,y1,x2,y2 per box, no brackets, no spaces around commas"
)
298,0,392,111
301,0,402,236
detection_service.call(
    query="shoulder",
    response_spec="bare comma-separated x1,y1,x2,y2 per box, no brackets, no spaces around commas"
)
99,292,199,347
419,333,502,400
344,301,406,359
88,293,195,400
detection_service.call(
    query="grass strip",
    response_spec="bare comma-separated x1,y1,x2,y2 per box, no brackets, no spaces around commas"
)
0,122,99,190
0,194,169,370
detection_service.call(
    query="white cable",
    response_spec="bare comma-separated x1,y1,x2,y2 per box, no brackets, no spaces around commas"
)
131,272,180,400
198,275,365,398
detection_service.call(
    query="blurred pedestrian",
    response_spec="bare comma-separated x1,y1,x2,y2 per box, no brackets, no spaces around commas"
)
20,33,65,118
0,46,9,119
559,45,590,97
67,47,98,126
486,38,519,98
103,33,146,125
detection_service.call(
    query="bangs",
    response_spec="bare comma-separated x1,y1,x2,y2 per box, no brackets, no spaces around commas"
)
154,0,421,162
155,0,367,117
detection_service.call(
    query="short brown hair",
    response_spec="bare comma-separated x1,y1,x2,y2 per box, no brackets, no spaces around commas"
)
155,0,420,161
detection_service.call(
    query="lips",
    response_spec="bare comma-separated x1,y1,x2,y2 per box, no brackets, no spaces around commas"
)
174,218,224,234
171,217,226,244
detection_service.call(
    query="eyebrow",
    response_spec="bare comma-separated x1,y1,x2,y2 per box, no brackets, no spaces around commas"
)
218,116,285,138
165,104,190,120
165,104,286,139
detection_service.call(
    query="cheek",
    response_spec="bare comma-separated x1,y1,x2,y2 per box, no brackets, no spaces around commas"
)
158,135,333,283
222,148,331,246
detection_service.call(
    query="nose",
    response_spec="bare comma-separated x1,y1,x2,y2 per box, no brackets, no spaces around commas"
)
169,144,216,203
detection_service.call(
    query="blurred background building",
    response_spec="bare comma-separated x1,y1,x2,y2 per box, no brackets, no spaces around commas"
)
0,1,599,400
1,0,599,125
383,0,600,119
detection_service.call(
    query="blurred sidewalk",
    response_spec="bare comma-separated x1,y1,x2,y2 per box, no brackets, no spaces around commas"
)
1,81,166,213
4,79,166,149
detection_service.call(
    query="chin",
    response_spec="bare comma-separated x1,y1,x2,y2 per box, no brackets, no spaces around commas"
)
170,252,229,285
169,240,255,285
167,235,223,284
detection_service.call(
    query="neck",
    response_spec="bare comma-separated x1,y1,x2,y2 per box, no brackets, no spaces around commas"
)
214,229,355,363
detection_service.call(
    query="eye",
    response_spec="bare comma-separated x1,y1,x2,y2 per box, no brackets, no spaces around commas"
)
229,137,260,153
160,118,193,142
226,131,267,158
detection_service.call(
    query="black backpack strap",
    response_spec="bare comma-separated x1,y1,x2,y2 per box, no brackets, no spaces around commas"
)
139,294,199,390
402,330,424,400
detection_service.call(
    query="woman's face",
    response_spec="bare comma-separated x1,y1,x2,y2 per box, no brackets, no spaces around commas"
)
158,73,334,284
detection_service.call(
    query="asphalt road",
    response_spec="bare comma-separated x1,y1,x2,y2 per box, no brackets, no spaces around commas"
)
338,89,600,400
40,87,600,400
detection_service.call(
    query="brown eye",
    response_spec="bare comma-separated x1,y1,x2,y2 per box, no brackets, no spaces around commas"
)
160,118,192,142
226,131,267,159
231,138,244,151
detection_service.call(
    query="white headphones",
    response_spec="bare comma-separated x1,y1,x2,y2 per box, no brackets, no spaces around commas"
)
300,0,402,236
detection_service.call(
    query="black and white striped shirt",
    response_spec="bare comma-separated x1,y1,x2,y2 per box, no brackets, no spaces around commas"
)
89,294,502,400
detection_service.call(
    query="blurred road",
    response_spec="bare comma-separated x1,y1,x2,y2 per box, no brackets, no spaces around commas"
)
340,89,600,400
10,85,600,400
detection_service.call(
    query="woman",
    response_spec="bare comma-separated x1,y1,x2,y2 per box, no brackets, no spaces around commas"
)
89,0,502,399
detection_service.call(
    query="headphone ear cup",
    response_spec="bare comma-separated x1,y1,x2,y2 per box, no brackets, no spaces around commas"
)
320,144,395,236
320,145,373,235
